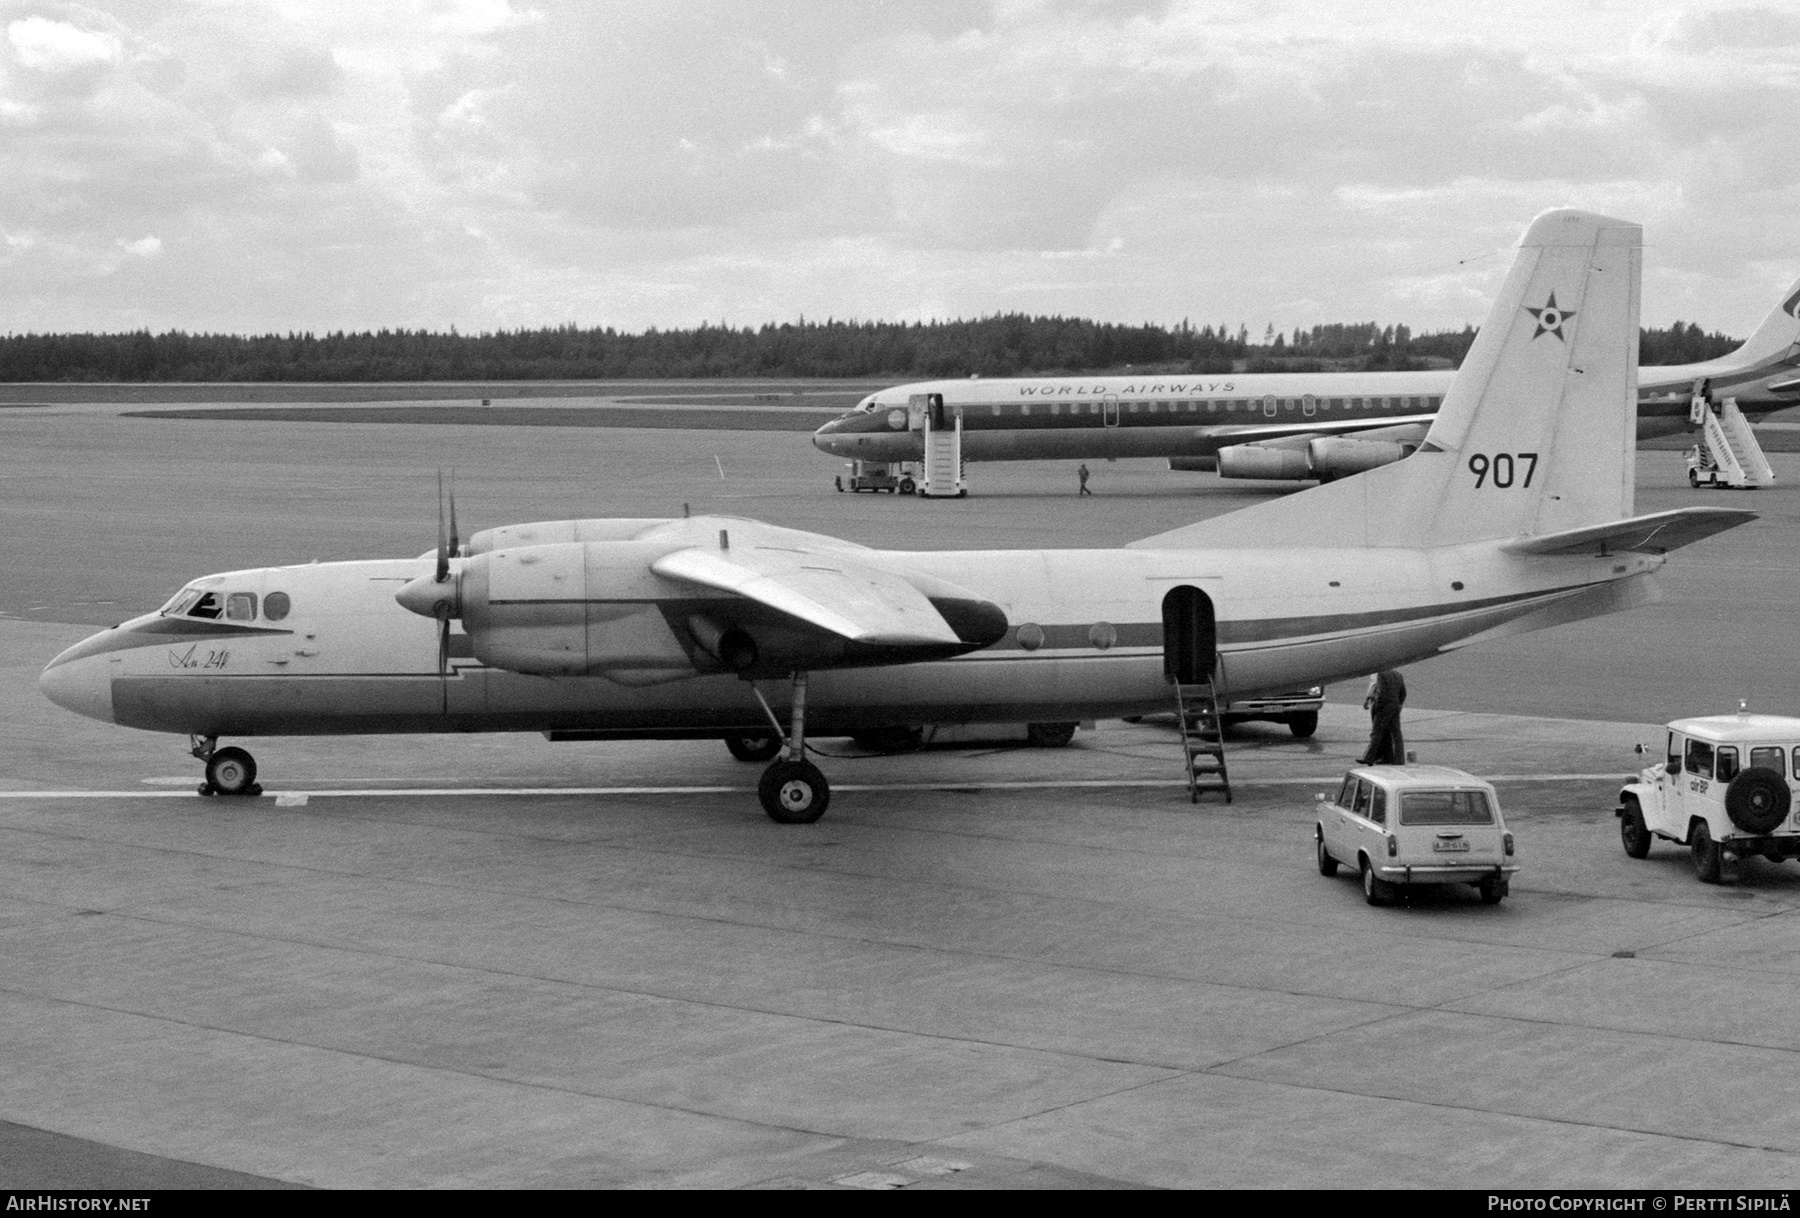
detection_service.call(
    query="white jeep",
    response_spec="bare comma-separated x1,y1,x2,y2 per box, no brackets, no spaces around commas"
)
1617,714,1800,883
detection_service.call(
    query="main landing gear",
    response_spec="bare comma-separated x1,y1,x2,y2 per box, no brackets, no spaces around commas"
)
750,673,830,824
190,735,262,797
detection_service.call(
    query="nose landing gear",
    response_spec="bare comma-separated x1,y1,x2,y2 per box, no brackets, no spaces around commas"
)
190,735,262,797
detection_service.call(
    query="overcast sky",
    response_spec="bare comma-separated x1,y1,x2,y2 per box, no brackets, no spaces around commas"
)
4,0,1799,338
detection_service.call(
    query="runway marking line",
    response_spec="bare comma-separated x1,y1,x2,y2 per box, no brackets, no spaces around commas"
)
0,773,1631,800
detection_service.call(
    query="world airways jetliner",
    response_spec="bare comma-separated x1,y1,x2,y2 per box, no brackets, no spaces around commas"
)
813,273,1800,483
41,210,1754,824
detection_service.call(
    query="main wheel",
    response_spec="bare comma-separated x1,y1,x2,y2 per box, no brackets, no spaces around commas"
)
1316,830,1338,877
759,759,830,824
1725,767,1790,834
1361,859,1393,906
1025,721,1078,748
1288,711,1319,739
1478,875,1508,904
205,747,258,796
1691,820,1723,884
1620,797,1653,859
724,732,781,763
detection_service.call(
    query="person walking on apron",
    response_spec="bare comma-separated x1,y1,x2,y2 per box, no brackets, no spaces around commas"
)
1077,463,1092,496
1359,670,1407,765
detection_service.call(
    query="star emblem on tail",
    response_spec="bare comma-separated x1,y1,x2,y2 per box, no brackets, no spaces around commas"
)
1524,292,1575,342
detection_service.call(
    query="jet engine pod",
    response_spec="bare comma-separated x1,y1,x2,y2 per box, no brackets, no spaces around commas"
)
1307,436,1413,478
1216,443,1313,481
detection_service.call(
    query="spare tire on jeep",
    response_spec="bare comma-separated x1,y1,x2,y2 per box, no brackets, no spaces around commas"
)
1726,767,1791,835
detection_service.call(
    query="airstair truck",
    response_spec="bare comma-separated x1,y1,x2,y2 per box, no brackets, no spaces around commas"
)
1686,379,1775,489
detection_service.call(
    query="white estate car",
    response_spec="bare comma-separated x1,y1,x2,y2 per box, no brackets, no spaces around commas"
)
1315,765,1519,905
1616,714,1800,883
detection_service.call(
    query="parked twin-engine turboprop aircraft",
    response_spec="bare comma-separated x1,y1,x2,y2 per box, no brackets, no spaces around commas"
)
42,210,1756,822
812,273,1800,483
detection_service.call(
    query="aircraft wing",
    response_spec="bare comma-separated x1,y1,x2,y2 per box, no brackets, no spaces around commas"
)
1195,413,1436,446
651,545,961,645
1501,507,1757,556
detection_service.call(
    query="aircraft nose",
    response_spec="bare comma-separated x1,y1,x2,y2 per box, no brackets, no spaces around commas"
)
812,421,849,454
39,645,114,724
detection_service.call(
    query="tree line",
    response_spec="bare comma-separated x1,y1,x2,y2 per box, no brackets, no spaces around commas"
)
0,315,1742,382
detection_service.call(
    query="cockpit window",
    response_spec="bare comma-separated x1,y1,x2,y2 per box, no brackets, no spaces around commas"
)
159,589,201,616
189,592,223,619
225,593,258,622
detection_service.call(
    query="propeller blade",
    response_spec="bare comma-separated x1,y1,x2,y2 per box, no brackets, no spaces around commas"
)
447,468,460,561
435,604,451,676
434,469,449,584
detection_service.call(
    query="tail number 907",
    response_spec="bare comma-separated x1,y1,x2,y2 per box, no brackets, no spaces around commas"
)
1468,452,1538,489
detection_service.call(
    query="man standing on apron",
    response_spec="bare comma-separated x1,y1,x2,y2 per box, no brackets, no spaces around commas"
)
1359,669,1407,765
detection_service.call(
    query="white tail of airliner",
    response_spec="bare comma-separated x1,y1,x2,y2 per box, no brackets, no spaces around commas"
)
1136,209,1643,550
1714,273,1800,372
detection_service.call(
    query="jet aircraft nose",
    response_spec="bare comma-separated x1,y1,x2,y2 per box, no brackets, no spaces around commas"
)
39,642,115,724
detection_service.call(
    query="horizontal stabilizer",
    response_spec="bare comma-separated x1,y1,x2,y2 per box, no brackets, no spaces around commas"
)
652,545,961,645
1500,507,1756,556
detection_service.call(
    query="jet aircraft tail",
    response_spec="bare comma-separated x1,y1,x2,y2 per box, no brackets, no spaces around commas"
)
1135,209,1647,550
1709,272,1800,374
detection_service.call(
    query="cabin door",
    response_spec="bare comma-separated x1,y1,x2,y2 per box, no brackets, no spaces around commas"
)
1102,396,1120,427
1162,585,1218,686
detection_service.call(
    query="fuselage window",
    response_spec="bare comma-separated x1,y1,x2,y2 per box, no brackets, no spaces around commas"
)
264,591,292,622
1330,398,1344,409
1022,404,1032,416
990,404,1000,416
1050,402,1061,415
225,593,258,622
1429,396,1442,408
1206,400,1217,412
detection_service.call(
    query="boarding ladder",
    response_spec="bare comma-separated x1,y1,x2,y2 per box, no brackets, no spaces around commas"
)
1173,681,1231,804
919,405,966,497
1690,393,1774,489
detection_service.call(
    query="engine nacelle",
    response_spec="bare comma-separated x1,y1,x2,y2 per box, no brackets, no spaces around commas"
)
1216,444,1312,481
459,541,699,681
1306,436,1413,478
416,537,1009,684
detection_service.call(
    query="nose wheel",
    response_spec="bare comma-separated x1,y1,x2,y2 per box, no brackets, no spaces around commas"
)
190,736,262,797
750,672,831,823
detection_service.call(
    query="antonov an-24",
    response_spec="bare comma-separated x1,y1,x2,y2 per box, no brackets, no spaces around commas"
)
41,210,1755,823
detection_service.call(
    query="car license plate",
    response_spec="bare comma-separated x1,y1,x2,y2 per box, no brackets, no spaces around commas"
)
1432,839,1470,853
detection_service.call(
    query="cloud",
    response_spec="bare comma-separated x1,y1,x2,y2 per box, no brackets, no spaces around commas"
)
0,0,1796,337
7,14,121,71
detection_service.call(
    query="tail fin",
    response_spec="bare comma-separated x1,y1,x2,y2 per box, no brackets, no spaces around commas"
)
1704,273,1800,373
1134,209,1641,550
